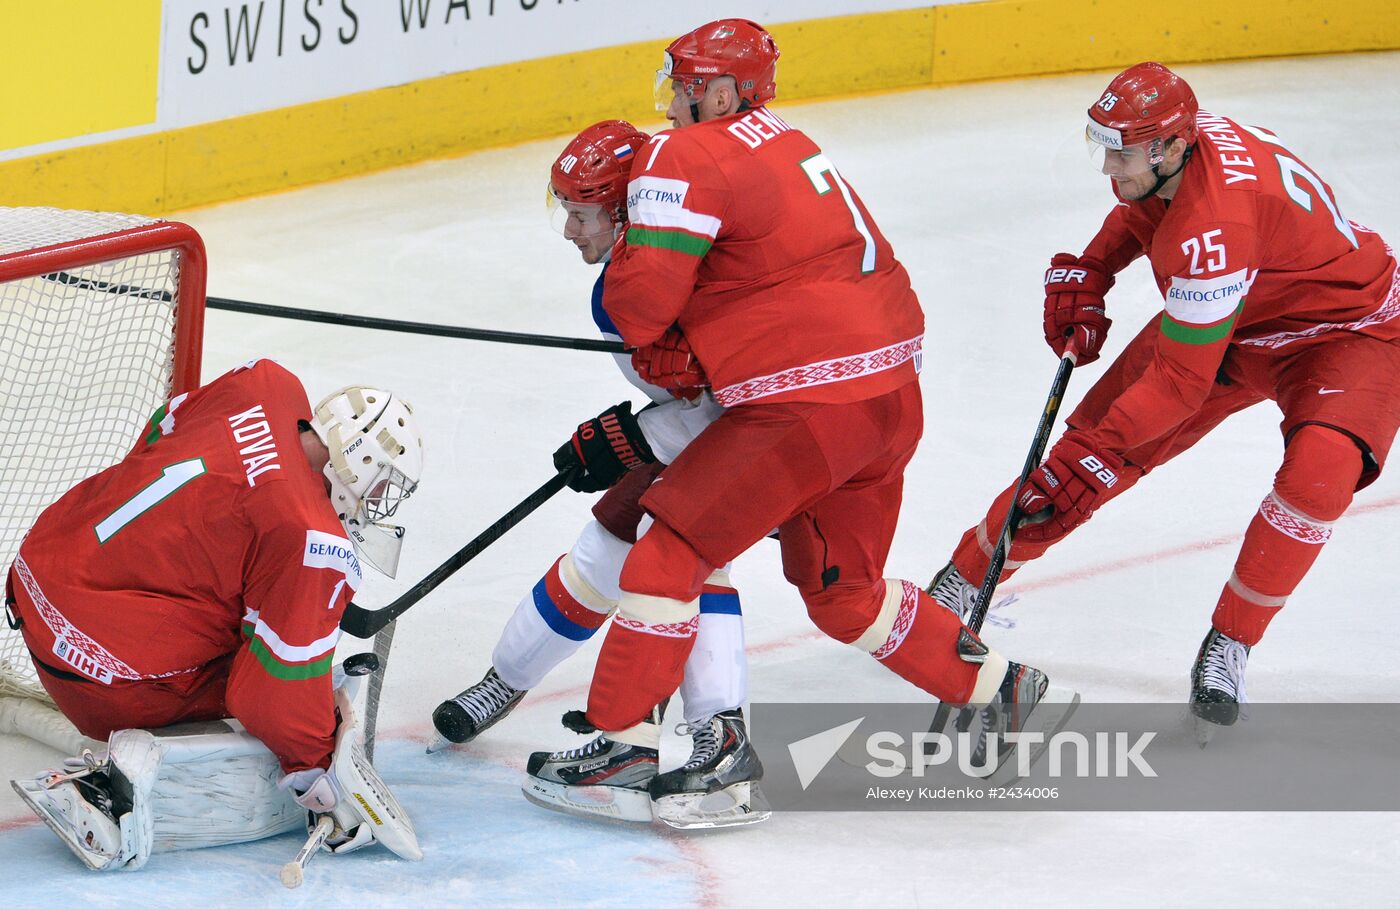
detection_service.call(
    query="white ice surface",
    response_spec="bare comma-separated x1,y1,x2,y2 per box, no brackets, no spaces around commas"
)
4,52,1400,907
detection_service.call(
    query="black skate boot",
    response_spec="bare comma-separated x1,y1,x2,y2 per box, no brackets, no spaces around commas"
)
1190,627,1250,740
927,561,978,621
956,642,1079,784
427,667,526,753
650,708,771,829
521,703,665,823
926,560,1019,629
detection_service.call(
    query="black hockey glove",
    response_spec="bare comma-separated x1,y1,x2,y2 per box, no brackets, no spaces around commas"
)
553,401,657,493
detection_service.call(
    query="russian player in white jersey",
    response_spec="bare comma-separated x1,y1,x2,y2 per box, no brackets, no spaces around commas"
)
428,120,765,828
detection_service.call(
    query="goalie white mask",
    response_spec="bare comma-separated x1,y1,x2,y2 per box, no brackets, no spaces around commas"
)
311,386,423,578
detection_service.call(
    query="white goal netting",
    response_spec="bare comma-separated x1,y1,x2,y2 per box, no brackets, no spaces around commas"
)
0,207,204,707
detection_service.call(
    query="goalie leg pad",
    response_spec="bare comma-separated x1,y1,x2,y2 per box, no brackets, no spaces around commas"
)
11,719,303,871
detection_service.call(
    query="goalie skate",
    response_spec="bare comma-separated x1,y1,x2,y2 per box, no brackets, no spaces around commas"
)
649,709,771,829
11,752,134,871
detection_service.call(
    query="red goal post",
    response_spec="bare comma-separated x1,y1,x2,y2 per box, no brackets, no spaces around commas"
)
0,208,206,726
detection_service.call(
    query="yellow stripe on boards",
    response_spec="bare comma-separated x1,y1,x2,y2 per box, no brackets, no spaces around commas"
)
931,0,1400,84
0,0,160,149
0,3,1394,215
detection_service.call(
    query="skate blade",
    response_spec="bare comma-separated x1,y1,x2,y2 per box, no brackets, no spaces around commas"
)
652,782,772,830
1194,718,1218,749
425,735,455,755
984,685,1081,786
10,779,118,871
521,777,654,824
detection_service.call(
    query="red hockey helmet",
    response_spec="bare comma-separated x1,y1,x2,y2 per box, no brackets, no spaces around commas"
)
656,19,780,112
1087,62,1199,152
548,119,649,221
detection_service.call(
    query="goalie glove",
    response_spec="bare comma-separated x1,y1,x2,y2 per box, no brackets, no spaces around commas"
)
553,401,657,493
631,327,709,401
1043,253,1113,365
280,680,422,860
1013,431,1124,544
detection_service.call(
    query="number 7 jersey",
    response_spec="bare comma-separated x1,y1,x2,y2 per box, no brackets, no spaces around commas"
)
603,107,925,408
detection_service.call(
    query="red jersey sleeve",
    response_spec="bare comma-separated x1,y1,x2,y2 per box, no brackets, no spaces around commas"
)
1087,218,1257,453
1083,197,1161,275
221,374,362,774
603,132,732,347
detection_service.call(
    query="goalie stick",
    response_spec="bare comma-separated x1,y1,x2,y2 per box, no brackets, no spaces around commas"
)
926,344,1078,747
340,470,570,638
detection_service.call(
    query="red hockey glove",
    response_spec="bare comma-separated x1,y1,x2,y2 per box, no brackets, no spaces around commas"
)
553,401,657,493
631,327,709,401
1013,431,1124,544
1043,253,1113,365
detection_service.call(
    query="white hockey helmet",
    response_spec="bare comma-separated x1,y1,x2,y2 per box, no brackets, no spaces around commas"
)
311,386,423,578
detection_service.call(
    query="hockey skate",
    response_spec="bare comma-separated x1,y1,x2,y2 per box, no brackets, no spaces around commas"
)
650,709,771,830
427,667,526,754
959,660,1079,785
1190,627,1249,744
926,561,1019,629
521,706,663,824
11,751,134,871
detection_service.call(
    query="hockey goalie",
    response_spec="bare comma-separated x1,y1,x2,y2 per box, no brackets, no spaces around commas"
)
5,360,424,871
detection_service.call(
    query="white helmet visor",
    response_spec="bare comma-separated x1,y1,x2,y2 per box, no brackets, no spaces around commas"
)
1086,119,1163,177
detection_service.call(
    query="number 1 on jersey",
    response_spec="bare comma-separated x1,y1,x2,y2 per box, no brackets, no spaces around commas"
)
95,459,207,543
800,153,876,274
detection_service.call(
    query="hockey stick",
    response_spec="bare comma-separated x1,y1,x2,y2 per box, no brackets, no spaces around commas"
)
361,620,396,765
340,470,571,638
280,815,335,889
42,271,626,353
204,297,628,353
926,345,1078,743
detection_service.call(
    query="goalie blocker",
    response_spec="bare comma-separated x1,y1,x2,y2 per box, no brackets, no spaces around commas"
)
10,672,420,871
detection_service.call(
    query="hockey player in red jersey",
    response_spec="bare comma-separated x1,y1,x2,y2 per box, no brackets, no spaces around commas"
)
7,359,426,869
929,62,1400,730
428,120,767,828
524,19,1077,816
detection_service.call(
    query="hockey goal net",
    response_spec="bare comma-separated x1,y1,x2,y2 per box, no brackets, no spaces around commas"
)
0,208,205,723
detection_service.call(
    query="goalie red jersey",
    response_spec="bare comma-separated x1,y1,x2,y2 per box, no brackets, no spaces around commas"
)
10,359,356,772
1081,112,1400,452
603,107,924,407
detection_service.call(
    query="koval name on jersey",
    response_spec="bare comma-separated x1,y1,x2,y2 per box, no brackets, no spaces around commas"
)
227,403,284,487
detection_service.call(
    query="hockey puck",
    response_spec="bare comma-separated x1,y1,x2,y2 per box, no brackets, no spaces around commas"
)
342,652,380,676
